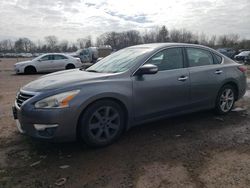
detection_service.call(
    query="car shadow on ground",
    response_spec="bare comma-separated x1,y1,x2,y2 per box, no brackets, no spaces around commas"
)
12,72,51,76
24,109,245,155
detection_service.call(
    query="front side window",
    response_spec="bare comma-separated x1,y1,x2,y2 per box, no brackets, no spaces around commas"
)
147,48,184,71
40,55,50,61
54,55,67,60
187,48,214,67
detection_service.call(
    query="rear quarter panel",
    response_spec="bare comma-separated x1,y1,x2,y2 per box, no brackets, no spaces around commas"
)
221,63,247,100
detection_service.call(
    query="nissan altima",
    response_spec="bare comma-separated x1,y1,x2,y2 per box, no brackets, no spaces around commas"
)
13,43,247,147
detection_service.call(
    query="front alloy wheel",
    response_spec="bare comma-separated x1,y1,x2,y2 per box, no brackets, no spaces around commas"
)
88,106,121,142
79,100,125,147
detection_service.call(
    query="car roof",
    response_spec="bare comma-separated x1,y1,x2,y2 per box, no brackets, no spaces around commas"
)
127,43,212,51
42,53,68,55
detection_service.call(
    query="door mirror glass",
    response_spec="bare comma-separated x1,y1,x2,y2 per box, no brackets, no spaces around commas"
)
136,64,158,75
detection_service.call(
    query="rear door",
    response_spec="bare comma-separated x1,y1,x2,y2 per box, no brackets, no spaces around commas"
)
132,47,190,121
51,55,69,70
186,47,225,109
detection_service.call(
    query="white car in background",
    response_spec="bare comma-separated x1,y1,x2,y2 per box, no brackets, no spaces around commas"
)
14,53,82,74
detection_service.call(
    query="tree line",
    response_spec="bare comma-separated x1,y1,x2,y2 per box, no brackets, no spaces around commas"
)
1,26,250,53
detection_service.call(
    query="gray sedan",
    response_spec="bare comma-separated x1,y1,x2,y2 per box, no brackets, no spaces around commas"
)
13,43,247,147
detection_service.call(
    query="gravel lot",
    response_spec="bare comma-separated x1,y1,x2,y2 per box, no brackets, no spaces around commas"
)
1,58,250,188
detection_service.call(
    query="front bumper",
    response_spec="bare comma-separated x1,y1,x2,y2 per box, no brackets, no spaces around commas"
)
12,101,79,142
14,66,24,74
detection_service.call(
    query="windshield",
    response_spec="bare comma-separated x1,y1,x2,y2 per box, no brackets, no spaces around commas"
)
86,47,152,73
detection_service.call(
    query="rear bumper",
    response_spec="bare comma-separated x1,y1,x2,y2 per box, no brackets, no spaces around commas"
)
237,75,247,100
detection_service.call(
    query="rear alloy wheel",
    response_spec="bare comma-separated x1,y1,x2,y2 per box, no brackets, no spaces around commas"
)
215,85,236,114
79,100,125,147
66,64,75,70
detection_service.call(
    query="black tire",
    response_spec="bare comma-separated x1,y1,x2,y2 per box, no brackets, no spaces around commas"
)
215,84,236,115
79,100,125,147
24,66,37,74
66,64,75,69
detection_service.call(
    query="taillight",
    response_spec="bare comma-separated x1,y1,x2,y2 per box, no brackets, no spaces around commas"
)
238,66,247,73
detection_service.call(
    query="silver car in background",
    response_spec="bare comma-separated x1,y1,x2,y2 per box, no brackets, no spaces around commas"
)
14,53,82,74
13,43,247,147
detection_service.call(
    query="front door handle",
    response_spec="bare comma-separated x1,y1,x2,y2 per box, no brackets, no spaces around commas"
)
215,70,223,74
178,76,188,81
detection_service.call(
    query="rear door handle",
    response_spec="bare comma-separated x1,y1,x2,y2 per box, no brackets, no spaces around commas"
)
215,70,223,74
178,76,188,81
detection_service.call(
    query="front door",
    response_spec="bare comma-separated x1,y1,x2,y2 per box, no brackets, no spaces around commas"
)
132,47,190,121
36,55,53,72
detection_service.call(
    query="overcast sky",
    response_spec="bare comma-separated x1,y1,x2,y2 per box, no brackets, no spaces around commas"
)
0,0,249,41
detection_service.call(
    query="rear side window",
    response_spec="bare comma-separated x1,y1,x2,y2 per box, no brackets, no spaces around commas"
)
186,48,214,67
213,54,222,64
147,48,184,71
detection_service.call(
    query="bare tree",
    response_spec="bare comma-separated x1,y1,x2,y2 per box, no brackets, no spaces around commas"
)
142,30,157,43
1,26,250,54
170,29,182,42
76,38,86,49
23,38,35,52
85,35,92,48
14,38,25,52
125,30,142,46
208,35,216,47
199,33,209,45
102,32,119,50
45,35,58,52
59,40,69,52
156,26,169,42
0,39,14,52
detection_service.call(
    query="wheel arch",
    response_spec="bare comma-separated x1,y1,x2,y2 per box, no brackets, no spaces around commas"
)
76,96,129,140
221,80,239,100
24,65,37,73
66,63,75,69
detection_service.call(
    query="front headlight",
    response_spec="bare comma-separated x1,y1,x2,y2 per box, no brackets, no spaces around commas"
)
35,90,80,109
15,64,25,67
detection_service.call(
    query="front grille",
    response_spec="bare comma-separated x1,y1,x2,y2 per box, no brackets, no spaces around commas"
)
16,92,34,107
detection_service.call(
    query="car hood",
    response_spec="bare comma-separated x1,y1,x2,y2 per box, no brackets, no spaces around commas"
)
15,60,32,66
22,69,112,92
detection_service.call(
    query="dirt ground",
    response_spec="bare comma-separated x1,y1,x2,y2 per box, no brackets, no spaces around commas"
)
1,58,250,188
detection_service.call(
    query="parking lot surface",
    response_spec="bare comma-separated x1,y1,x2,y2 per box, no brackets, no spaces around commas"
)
1,58,250,188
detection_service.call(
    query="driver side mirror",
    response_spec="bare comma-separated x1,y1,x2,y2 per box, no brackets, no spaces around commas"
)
135,64,158,76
